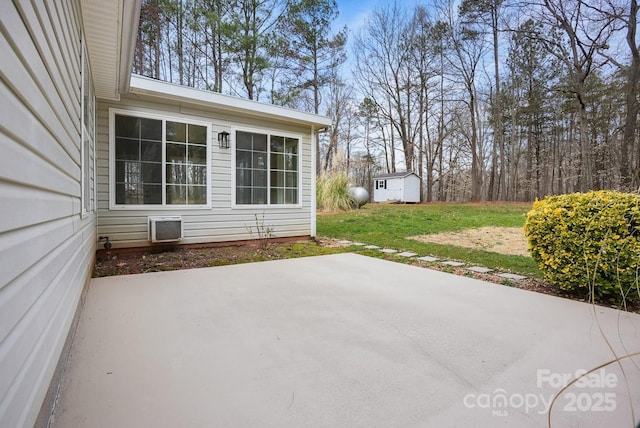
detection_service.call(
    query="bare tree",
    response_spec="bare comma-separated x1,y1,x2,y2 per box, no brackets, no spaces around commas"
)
526,0,618,191
622,0,640,188
598,0,640,189
134,0,164,78
322,65,353,171
440,0,487,201
407,8,447,202
459,0,508,201
353,3,418,174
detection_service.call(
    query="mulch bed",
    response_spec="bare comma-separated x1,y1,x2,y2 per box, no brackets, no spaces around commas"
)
93,238,638,313
94,242,285,277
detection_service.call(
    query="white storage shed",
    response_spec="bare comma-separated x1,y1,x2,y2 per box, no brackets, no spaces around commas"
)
373,172,421,203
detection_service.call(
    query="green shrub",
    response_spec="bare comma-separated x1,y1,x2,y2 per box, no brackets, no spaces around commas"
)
524,191,640,304
316,172,355,211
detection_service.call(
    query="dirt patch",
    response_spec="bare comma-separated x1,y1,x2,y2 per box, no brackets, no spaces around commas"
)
91,237,637,312
92,238,345,277
409,226,530,257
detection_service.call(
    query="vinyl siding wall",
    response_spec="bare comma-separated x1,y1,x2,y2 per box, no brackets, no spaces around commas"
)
97,94,315,248
0,1,96,426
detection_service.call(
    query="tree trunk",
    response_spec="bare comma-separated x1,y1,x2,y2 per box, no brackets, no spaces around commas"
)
492,4,505,200
622,0,640,189
577,97,592,191
525,114,534,201
470,93,482,201
177,1,184,85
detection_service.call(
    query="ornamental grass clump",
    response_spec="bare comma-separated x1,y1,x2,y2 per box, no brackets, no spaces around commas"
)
316,172,355,212
524,191,640,305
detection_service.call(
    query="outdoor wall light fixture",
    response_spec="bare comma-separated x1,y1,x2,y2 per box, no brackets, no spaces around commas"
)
218,131,230,149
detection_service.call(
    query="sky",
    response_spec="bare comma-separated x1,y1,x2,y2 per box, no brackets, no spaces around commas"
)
333,0,432,36
333,0,373,35
330,0,434,81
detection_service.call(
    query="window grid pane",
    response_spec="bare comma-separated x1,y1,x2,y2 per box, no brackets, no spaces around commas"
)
270,135,298,205
166,123,207,205
115,114,208,206
234,132,300,206
236,131,268,205
115,115,163,205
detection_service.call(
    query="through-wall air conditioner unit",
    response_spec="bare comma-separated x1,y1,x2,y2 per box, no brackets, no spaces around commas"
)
148,216,183,243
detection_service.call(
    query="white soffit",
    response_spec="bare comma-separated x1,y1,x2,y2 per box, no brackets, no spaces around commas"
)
129,75,333,128
81,0,140,100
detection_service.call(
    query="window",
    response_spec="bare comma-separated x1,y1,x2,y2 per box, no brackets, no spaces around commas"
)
270,136,299,204
81,40,95,215
112,112,210,207
236,131,267,204
375,180,387,190
166,121,208,204
235,130,299,205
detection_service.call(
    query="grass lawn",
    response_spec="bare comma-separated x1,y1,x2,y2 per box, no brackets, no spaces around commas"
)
316,202,541,278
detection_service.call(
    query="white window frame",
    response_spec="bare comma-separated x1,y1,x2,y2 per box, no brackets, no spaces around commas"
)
81,37,95,217
109,108,212,210
231,126,303,209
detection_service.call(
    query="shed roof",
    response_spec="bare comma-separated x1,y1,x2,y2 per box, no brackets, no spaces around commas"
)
373,172,421,180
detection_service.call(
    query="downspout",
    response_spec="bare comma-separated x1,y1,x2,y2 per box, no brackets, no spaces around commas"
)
311,125,317,237
310,125,330,237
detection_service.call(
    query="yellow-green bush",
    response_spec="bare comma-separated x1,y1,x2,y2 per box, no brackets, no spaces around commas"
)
524,191,640,303
316,172,355,211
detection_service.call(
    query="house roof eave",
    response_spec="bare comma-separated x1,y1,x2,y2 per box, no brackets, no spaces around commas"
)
128,75,334,128
82,0,140,101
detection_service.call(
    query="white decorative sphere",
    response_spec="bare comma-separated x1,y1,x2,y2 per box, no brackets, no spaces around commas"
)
348,186,369,207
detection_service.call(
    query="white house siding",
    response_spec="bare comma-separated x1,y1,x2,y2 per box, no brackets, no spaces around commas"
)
96,95,315,248
0,1,96,427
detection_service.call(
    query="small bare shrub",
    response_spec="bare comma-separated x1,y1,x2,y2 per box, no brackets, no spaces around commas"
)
246,212,275,251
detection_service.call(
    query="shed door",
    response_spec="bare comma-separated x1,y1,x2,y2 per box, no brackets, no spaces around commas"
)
387,179,403,200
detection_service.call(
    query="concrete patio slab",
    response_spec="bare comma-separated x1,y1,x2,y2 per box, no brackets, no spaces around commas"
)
418,256,439,262
52,254,640,428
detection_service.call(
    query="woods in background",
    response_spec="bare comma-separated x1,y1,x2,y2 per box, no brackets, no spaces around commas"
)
134,0,640,202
